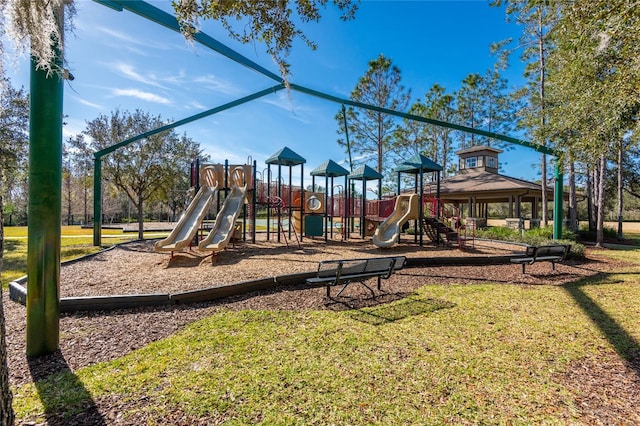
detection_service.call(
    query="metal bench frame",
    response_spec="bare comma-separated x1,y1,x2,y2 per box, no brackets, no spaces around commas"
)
510,244,571,273
307,256,406,298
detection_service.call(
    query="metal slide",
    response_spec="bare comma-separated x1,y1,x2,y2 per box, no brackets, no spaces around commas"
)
154,184,219,253
372,194,420,248
198,185,247,252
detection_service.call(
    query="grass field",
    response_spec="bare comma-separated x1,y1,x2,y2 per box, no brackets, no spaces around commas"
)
10,241,640,424
1,226,168,285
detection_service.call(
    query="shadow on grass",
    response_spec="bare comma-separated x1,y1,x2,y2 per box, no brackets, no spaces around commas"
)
563,272,640,376
335,294,456,326
28,350,106,425
3,239,26,273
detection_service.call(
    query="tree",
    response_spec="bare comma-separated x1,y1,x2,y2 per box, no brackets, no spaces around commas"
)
66,134,94,225
395,83,456,177
336,54,411,187
455,73,484,149
0,81,29,204
83,110,206,240
0,78,27,425
0,0,76,92
546,1,640,246
492,1,561,227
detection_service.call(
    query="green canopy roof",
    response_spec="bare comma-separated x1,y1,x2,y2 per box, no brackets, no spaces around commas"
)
310,159,350,177
265,146,306,166
395,154,442,173
348,164,383,181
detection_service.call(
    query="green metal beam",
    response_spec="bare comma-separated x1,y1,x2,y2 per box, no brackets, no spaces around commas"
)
92,84,286,245
92,0,282,82
27,56,63,355
290,83,556,156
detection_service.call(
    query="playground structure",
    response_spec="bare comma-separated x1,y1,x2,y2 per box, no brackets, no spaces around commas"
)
150,145,478,255
150,145,463,255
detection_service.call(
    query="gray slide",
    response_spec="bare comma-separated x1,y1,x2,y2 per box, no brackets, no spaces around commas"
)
154,184,218,253
198,185,247,252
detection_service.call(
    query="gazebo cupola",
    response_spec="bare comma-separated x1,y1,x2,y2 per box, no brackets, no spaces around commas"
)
456,145,502,173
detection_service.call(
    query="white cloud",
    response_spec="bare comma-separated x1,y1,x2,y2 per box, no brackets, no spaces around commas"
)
111,62,167,89
94,26,174,52
74,97,103,109
259,92,315,125
193,74,241,96
111,88,171,104
185,101,207,110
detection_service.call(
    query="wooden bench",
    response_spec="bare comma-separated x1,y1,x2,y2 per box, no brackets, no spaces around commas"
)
307,256,406,298
510,244,571,273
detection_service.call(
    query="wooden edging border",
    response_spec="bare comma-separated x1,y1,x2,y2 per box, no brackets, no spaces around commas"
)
8,255,520,313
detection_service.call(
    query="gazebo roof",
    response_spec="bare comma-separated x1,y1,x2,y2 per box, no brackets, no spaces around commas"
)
348,165,383,181
265,146,306,166
428,169,551,197
310,159,350,177
455,145,503,156
395,154,442,173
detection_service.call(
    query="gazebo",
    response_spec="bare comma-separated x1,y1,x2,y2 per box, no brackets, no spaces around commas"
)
428,146,556,229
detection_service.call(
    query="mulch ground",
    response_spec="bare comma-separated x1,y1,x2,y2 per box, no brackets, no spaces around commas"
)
4,238,640,425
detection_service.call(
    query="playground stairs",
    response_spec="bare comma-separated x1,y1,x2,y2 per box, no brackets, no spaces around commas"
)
422,217,459,247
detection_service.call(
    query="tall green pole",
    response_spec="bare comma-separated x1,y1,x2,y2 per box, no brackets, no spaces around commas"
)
93,158,102,246
553,164,564,240
26,29,64,355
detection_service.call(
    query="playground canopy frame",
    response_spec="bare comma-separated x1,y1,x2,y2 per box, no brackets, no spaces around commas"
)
27,0,565,356
91,0,564,247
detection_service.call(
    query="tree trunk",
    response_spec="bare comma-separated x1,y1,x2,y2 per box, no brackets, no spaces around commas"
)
66,172,72,225
617,143,624,240
568,159,578,232
137,198,144,241
538,7,549,228
586,167,595,232
83,181,88,225
0,168,16,426
595,155,606,248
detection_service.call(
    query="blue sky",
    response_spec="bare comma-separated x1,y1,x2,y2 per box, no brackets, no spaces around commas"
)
7,0,543,188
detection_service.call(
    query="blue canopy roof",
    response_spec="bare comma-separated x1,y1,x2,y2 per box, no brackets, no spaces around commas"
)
348,165,383,181
395,153,442,173
265,146,306,166
310,159,350,177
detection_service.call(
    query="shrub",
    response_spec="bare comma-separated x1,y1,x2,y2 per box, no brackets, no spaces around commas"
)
475,226,585,259
475,226,519,241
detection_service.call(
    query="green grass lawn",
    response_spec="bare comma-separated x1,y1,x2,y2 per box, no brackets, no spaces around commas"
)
1,226,168,285
11,245,640,424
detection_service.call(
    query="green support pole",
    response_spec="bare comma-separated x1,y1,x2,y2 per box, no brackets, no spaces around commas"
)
93,158,102,246
26,55,63,356
553,164,564,240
